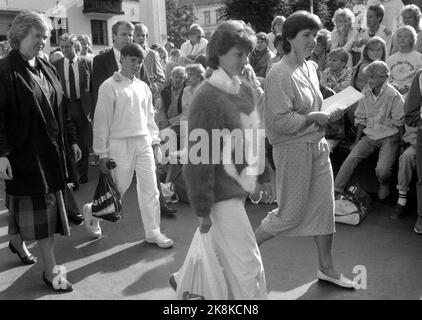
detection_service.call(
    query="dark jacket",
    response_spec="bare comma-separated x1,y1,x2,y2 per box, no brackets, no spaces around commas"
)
404,69,422,129
161,83,186,118
53,56,93,117
0,50,78,196
92,49,118,114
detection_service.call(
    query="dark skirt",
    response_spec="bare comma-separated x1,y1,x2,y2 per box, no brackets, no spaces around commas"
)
7,191,71,241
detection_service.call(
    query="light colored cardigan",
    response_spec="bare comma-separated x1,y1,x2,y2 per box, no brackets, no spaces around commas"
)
264,56,325,146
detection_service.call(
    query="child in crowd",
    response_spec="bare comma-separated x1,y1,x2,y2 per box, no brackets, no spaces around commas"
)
334,61,404,200
367,0,404,35
309,29,331,72
180,63,206,149
331,8,359,67
266,34,284,75
320,48,353,93
164,48,181,86
352,36,387,92
390,4,422,55
267,15,285,55
387,25,422,96
352,4,392,63
391,125,418,219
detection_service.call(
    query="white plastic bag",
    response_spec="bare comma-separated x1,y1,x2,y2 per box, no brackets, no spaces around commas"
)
176,229,228,300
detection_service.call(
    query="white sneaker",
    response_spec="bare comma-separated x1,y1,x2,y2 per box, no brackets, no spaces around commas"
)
146,233,174,248
82,203,102,238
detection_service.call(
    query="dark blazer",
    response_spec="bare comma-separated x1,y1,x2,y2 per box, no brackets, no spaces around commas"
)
0,50,78,196
92,49,118,113
161,84,186,118
53,56,93,117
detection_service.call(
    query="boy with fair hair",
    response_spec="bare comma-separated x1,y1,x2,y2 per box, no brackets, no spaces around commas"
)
320,48,353,93
334,60,405,200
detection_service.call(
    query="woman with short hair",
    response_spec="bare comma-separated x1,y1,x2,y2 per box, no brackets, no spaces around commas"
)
171,20,267,300
255,11,356,289
391,4,422,54
77,34,94,59
0,10,81,292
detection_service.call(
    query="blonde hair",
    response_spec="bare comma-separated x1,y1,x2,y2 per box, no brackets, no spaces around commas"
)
332,8,355,27
8,10,52,50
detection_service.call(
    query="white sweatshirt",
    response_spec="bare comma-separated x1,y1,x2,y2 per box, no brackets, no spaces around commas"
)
93,71,160,159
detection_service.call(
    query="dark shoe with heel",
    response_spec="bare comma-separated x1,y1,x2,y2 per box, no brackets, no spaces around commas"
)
8,241,37,265
391,204,406,220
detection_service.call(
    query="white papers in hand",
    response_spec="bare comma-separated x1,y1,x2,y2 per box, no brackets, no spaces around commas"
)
321,86,365,114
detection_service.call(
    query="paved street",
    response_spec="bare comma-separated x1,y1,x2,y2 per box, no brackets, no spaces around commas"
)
0,167,422,300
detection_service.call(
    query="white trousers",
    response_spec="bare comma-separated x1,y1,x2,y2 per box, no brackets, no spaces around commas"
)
109,136,161,238
176,198,267,300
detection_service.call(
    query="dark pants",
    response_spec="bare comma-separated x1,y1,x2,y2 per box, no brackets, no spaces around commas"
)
67,100,91,181
416,130,422,217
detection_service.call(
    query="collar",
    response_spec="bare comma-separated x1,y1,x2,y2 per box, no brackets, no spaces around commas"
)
65,56,77,64
113,46,121,61
209,67,242,95
113,71,138,83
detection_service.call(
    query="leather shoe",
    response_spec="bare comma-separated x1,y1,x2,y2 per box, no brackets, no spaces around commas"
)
161,204,177,216
317,270,356,289
43,272,73,292
68,213,84,225
414,217,422,235
9,241,37,265
391,204,406,220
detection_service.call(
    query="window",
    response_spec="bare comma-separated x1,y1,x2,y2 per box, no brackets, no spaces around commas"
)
49,17,68,46
204,11,211,26
91,20,108,45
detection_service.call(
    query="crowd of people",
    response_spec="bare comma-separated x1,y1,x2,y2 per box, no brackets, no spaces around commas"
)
1,0,422,298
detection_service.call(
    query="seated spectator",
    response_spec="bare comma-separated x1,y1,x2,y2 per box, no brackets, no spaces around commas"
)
266,34,284,75
352,4,392,63
164,49,180,86
391,125,418,219
367,0,404,35
160,66,187,135
309,29,331,72
249,32,275,78
77,34,95,59
334,61,404,200
179,24,208,65
391,4,422,55
330,8,359,67
320,48,353,93
155,44,168,68
352,36,387,92
267,15,285,55
0,40,11,58
387,25,422,96
180,63,206,149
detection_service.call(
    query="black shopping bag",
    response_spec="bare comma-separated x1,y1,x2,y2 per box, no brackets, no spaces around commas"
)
91,173,122,222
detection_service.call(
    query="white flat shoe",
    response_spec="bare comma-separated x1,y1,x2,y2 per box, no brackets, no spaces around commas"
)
317,270,356,289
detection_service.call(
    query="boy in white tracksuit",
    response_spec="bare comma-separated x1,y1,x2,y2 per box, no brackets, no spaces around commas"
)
84,43,174,248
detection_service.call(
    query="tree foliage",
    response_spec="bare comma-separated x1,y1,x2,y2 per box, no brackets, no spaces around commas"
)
165,0,198,47
219,0,347,33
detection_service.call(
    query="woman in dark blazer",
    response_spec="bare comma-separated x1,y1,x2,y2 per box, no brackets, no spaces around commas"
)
0,10,81,292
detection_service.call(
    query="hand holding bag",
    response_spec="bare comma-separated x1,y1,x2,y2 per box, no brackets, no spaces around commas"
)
175,229,228,300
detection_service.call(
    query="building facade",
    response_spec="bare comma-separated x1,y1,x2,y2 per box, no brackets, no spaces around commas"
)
0,0,167,54
179,0,223,38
